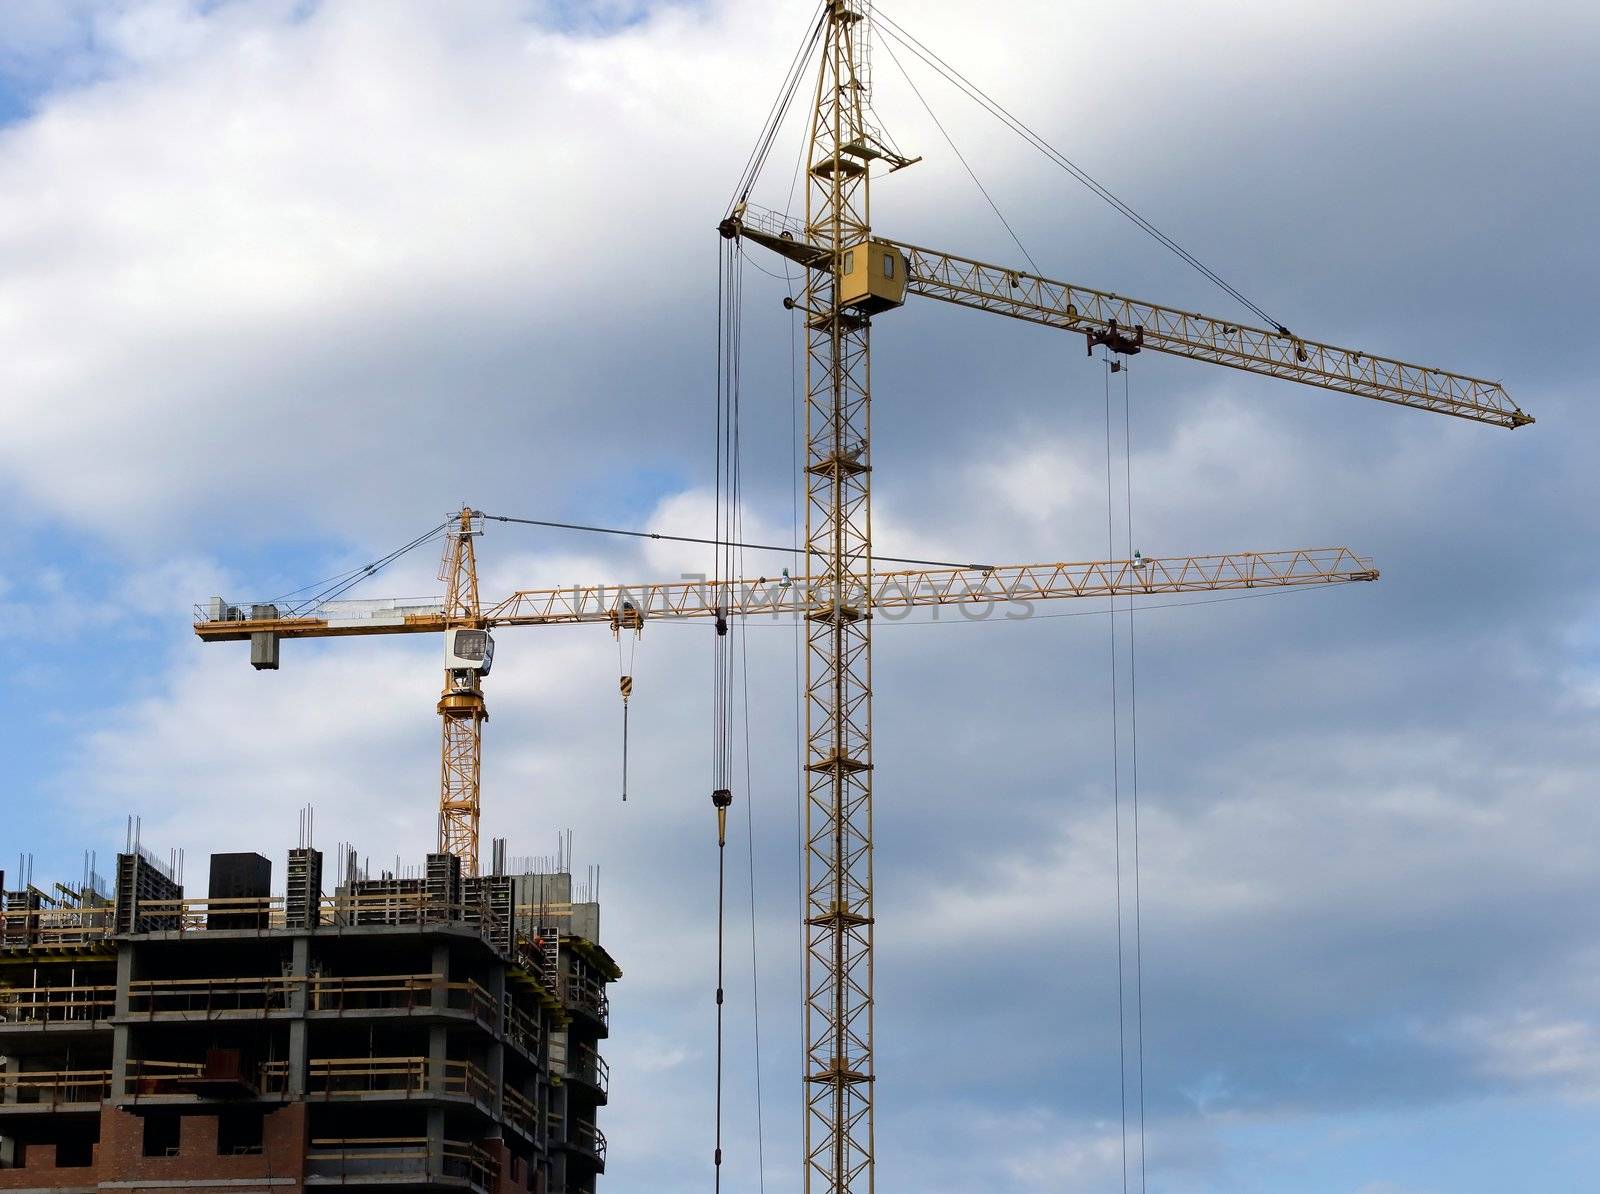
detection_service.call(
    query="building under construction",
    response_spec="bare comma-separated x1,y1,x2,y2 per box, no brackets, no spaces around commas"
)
0,833,617,1193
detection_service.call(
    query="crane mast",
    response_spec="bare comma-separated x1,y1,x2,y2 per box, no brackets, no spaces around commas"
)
801,7,891,1190
724,4,1528,1190
438,508,488,871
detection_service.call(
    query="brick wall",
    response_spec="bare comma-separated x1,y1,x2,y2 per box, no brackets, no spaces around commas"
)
0,1103,306,1190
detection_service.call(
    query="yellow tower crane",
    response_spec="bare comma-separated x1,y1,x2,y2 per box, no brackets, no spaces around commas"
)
719,4,1530,1191
438,507,490,864
196,524,1378,875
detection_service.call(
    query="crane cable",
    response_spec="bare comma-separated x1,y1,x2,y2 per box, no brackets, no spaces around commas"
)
878,32,1041,277
709,224,738,1193
268,517,453,615
709,209,766,1190
482,513,992,572
1124,362,1150,1194
786,231,809,1180
1103,353,1148,1193
617,627,637,802
737,418,771,1194
728,1,828,213
1103,356,1131,1194
874,8,1288,335
710,206,775,1193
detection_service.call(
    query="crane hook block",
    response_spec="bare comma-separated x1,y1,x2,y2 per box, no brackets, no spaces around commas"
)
712,788,733,809
1085,319,1145,358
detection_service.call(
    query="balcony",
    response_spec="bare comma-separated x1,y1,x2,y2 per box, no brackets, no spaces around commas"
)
305,1137,498,1191
0,1068,112,1109
312,975,498,1026
259,1057,494,1107
503,1084,540,1142
0,983,115,1026
127,1054,259,1099
563,973,610,1027
503,999,542,1060
567,1119,608,1168
128,975,295,1017
122,973,498,1026
566,1045,610,1101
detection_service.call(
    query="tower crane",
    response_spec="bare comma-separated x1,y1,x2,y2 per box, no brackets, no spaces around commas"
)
718,4,1531,1191
195,511,1377,874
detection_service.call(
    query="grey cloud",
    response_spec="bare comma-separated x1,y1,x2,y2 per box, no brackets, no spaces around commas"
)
9,1,1600,1191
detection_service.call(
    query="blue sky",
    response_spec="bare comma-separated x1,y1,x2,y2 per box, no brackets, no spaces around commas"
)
1,2,1597,1191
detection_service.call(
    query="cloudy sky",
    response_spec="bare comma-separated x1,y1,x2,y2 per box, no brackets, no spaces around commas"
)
2,1,1597,1190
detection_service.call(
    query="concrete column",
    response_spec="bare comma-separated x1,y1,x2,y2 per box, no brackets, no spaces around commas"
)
487,959,506,1117
429,1024,448,1089
428,938,451,1087
0,1044,14,1162
430,941,451,1010
110,941,134,1098
287,935,311,1097
426,940,451,1174
427,1107,447,1176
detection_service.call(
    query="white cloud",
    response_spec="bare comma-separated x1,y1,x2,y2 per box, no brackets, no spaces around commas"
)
0,0,805,543
7,1,1600,1189
1426,1011,1600,1102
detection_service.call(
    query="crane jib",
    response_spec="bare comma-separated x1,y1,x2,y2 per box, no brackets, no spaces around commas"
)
891,239,1530,430
726,217,1531,430
194,548,1379,642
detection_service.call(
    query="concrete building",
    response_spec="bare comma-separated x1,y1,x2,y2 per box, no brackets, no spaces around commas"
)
0,840,617,1193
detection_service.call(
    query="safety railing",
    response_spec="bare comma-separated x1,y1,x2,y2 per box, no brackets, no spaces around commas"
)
448,1056,496,1101
564,973,610,1026
503,1084,540,1140
453,979,498,1027
306,973,431,1012
305,1136,497,1187
123,895,276,933
736,201,808,243
329,891,501,934
274,1056,427,1097
570,1119,608,1164
122,972,498,1025
442,1140,500,1189
128,974,295,1015
310,974,495,1025
567,1044,610,1097
314,974,495,1018
306,1136,429,1180
0,1068,112,1106
0,906,115,949
0,983,115,1024
504,998,542,1058
125,1058,208,1095
259,1056,493,1105
442,1059,494,1106
4,891,582,962
124,892,508,938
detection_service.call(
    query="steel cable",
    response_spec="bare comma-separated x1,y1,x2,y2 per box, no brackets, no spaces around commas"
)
875,9,1287,333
